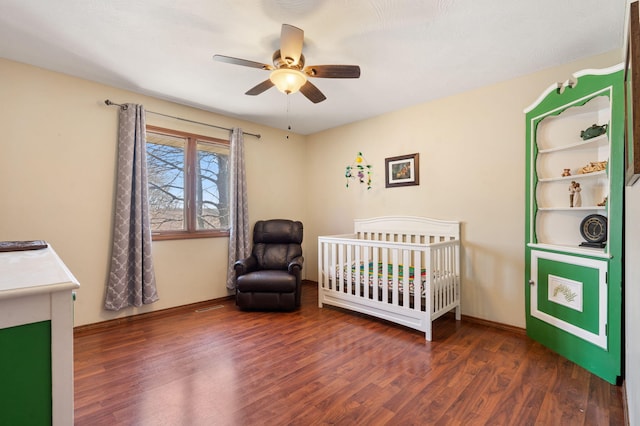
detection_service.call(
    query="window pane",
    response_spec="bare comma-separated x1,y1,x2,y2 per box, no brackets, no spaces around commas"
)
146,133,186,231
196,141,229,230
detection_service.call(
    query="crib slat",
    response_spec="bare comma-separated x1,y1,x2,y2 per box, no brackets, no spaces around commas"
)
329,242,335,291
448,244,454,305
425,245,432,317
352,243,357,296
442,245,448,307
440,245,445,307
451,246,456,303
391,249,399,306
372,245,379,302
402,249,410,307
381,247,388,304
324,242,329,291
350,243,355,294
436,245,443,308
338,243,345,293
317,240,324,307
413,249,421,311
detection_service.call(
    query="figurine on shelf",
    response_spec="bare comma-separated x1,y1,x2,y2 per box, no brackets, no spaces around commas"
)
578,160,608,174
569,181,582,207
562,168,572,177
597,196,608,207
580,123,608,140
574,182,582,207
569,181,575,207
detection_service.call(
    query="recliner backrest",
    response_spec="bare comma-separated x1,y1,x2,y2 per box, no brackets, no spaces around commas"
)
252,219,303,270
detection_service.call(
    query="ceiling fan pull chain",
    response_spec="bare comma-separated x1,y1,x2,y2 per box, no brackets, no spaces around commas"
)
286,95,291,140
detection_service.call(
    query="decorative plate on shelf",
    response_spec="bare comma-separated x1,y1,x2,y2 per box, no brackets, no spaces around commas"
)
579,214,607,247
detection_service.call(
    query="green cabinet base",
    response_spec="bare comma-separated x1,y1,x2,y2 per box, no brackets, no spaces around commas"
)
0,320,52,425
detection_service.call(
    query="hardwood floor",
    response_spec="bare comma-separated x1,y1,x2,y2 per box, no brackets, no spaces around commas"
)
74,282,625,425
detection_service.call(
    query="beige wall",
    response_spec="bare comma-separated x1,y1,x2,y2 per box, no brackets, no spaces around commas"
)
305,50,623,328
0,58,308,326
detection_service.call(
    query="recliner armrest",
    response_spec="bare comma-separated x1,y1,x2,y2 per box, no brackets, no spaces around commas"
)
288,256,304,274
234,256,258,276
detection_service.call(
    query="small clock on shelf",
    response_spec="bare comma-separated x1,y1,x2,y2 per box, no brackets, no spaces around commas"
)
579,214,607,248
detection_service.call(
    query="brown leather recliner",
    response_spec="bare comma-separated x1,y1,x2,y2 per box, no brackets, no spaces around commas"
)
234,219,304,311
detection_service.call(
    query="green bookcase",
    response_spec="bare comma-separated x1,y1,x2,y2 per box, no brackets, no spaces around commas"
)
524,64,624,384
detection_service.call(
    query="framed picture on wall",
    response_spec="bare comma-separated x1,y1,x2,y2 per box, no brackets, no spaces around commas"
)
385,153,419,187
625,0,640,186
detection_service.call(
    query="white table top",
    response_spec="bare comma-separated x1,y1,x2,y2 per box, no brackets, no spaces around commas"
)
0,246,79,299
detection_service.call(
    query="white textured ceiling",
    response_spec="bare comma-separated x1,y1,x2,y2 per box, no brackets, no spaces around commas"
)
0,0,628,135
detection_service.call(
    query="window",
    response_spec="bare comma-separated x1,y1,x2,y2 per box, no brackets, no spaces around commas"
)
145,125,230,240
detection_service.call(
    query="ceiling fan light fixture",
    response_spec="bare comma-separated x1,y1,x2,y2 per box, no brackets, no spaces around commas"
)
269,68,307,94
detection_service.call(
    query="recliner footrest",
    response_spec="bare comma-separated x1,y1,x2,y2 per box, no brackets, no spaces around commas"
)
236,270,296,293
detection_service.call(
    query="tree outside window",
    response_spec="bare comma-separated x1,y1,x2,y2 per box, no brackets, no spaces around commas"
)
146,126,230,240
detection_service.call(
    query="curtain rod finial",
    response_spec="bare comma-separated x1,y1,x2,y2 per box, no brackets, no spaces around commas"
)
105,99,127,110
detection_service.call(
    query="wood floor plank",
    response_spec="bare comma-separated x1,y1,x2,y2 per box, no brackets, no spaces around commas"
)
74,282,625,425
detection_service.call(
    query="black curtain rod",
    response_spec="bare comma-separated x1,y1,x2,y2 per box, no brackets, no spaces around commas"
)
104,99,261,139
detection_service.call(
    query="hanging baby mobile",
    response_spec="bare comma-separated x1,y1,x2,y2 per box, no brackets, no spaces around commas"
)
345,152,372,189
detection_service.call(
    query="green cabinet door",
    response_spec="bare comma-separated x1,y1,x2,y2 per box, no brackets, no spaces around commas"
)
0,320,52,425
527,250,619,381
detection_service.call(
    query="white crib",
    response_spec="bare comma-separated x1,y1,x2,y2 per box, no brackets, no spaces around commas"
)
317,216,461,341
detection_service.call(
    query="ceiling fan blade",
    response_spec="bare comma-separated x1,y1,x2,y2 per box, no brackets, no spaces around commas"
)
299,81,326,103
280,24,304,66
245,79,275,96
213,54,272,70
304,65,361,79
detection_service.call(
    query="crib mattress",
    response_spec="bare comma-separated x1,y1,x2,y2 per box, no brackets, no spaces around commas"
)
336,262,427,296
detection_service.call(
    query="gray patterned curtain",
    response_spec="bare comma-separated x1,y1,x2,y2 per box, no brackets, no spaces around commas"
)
226,128,250,291
105,103,159,310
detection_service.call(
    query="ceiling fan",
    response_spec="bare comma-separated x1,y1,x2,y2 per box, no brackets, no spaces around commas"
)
213,24,360,103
